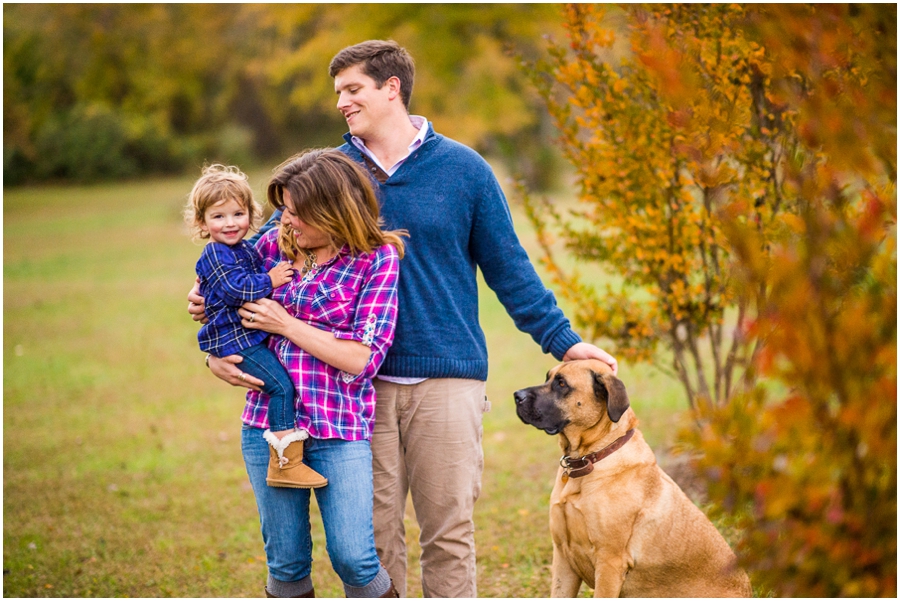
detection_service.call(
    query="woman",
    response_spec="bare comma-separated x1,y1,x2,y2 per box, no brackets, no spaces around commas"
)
206,149,406,598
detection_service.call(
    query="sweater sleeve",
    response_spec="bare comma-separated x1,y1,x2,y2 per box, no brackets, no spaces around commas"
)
197,243,273,307
469,170,582,360
248,210,282,247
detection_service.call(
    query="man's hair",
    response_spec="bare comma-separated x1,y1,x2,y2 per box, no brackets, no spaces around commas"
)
329,40,415,110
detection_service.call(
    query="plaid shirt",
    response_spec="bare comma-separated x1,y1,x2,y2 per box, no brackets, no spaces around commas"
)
196,241,272,357
242,228,400,441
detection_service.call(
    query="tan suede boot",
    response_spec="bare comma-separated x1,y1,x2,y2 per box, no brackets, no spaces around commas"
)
263,429,328,489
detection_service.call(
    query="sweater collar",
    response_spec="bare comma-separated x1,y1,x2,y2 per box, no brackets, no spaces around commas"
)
342,118,437,151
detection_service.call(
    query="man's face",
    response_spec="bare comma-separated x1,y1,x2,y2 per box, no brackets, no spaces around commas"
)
334,64,392,140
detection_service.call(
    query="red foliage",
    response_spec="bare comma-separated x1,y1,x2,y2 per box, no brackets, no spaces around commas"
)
528,4,896,595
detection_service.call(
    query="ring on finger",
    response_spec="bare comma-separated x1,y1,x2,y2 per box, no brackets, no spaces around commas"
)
238,372,246,382
249,313,256,323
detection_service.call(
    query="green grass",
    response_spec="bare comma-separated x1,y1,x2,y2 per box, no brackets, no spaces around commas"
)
3,171,688,597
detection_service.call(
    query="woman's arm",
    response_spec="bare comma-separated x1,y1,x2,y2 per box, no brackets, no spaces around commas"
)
238,298,371,375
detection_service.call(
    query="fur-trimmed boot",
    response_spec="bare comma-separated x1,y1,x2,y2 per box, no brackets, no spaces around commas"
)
263,429,327,489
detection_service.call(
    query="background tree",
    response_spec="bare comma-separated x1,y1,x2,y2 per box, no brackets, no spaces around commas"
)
3,4,564,186
527,3,896,595
682,5,896,596
524,4,803,408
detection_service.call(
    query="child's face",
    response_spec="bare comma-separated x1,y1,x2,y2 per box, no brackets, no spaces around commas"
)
200,198,251,245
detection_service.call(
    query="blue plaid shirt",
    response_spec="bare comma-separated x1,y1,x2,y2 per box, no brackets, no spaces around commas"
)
196,240,273,357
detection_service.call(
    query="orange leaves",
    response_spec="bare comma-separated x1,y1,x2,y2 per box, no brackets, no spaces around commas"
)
528,6,895,594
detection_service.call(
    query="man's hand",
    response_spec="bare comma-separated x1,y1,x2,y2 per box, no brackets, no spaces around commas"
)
563,342,618,376
208,354,264,391
187,277,208,324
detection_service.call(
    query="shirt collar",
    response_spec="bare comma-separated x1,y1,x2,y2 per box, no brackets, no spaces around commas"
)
350,115,429,168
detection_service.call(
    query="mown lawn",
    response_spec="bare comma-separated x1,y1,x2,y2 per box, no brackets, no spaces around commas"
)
3,169,688,597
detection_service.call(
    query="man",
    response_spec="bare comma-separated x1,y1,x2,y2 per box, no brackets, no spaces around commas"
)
191,40,617,597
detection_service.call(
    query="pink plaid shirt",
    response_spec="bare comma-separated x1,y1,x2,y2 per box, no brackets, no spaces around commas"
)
241,228,400,441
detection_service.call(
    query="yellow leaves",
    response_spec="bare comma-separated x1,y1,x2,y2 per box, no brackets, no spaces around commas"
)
574,84,594,108
538,27,895,583
780,213,806,234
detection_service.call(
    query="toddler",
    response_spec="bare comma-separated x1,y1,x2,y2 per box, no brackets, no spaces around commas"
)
184,164,326,489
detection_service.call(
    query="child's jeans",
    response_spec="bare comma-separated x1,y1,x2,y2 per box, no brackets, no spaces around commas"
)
235,343,295,431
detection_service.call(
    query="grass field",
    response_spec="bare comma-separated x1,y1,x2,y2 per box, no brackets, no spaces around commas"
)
4,169,689,597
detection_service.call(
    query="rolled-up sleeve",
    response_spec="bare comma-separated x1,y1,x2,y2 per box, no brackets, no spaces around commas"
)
332,245,400,380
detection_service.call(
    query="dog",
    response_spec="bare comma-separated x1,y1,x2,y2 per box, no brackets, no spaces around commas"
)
514,359,751,598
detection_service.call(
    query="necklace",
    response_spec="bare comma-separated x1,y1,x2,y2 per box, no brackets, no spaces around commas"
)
300,250,318,275
298,250,318,283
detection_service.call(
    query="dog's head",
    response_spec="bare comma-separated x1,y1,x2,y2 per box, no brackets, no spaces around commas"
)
513,359,630,436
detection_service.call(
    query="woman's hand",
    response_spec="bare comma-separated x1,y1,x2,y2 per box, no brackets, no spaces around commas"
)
241,298,371,375
208,354,264,391
239,298,292,336
187,277,208,324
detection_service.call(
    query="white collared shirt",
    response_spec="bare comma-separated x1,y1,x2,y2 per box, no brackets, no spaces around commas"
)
350,115,429,176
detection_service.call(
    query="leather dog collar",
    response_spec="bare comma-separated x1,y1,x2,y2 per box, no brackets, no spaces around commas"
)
560,429,635,480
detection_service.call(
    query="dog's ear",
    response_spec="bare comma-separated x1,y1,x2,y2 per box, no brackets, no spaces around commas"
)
592,372,630,423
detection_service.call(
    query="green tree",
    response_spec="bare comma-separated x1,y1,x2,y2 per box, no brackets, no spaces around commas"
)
4,4,565,185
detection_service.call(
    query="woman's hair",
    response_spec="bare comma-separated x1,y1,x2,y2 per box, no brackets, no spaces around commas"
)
267,149,407,261
183,164,263,241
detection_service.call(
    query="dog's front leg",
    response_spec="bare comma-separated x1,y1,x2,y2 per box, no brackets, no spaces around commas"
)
550,545,582,598
591,555,629,598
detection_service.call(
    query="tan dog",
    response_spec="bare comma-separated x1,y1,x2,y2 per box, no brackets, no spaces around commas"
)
514,359,751,598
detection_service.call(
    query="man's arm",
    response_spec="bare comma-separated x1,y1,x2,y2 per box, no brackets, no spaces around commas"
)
469,166,617,372
187,278,207,323
208,354,264,391
248,209,282,246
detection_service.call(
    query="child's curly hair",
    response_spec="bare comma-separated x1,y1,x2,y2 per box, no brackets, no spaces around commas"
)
183,164,264,242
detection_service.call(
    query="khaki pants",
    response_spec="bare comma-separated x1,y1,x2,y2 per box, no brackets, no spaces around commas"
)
372,378,487,598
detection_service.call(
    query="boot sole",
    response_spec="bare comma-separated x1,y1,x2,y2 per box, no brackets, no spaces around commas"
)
266,479,329,489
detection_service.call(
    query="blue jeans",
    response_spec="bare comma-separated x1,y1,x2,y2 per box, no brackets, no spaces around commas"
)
236,343,295,432
241,427,382,588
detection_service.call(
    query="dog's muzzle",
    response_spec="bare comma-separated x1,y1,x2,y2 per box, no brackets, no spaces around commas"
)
513,388,567,435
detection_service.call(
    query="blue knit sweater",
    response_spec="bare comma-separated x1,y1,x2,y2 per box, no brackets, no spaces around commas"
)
259,126,581,381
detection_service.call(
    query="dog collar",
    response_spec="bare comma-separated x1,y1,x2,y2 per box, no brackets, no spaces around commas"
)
560,429,635,480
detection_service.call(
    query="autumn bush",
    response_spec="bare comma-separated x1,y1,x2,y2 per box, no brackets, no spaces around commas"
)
525,3,896,596
524,4,802,409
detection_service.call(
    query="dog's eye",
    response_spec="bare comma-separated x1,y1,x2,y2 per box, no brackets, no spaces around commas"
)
556,377,567,389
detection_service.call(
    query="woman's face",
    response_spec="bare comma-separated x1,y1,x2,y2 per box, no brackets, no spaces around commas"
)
280,190,332,251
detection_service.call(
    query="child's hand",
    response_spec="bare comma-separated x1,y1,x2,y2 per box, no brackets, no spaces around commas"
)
268,262,294,288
